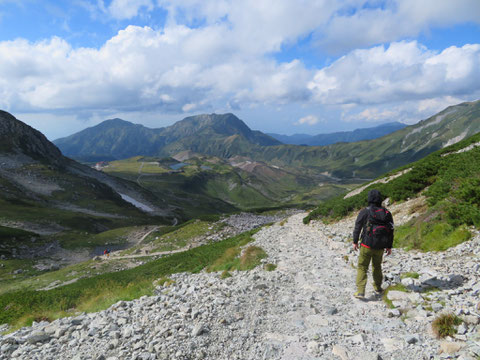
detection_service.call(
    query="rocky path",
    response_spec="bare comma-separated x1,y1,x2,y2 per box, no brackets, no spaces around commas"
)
110,247,194,260
1,213,480,359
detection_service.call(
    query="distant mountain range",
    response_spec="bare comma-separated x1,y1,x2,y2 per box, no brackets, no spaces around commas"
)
253,100,480,178
267,122,406,146
53,115,404,161
53,100,480,179
54,113,280,162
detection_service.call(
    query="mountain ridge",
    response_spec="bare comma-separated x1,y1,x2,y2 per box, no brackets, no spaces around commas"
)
54,113,281,162
51,99,480,179
0,111,177,236
267,121,406,146
0,110,65,166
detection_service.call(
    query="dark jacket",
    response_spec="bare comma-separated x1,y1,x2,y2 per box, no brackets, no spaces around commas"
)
353,190,394,249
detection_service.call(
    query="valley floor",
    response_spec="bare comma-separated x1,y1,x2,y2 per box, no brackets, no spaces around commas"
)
1,213,480,359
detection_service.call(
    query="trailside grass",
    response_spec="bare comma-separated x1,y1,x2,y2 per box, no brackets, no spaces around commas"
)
394,221,471,252
145,220,224,252
0,228,261,330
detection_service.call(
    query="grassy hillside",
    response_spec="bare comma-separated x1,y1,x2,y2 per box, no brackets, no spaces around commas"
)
0,162,169,233
0,227,263,330
102,155,350,217
305,131,480,251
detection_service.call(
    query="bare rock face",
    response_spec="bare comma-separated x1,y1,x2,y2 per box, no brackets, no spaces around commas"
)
0,110,64,166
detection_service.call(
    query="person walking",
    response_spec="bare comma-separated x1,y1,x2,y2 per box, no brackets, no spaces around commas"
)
352,189,394,299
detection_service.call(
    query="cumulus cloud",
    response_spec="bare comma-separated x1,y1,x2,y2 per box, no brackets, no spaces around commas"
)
295,115,320,126
0,24,312,114
158,0,338,54
347,108,397,123
309,41,480,105
317,0,480,53
1,0,480,127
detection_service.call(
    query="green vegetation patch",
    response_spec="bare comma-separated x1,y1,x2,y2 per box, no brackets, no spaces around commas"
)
0,226,37,241
383,283,408,309
400,272,419,279
0,258,138,296
52,226,138,250
264,263,277,271
0,228,260,330
394,220,471,252
145,220,219,252
431,313,463,338
207,244,267,272
105,157,168,175
0,259,43,285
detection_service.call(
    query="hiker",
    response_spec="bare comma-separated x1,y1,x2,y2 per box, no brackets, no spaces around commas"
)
352,189,394,299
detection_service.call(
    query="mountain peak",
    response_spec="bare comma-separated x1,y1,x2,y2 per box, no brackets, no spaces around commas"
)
97,118,137,128
54,112,281,161
176,113,249,134
162,113,281,146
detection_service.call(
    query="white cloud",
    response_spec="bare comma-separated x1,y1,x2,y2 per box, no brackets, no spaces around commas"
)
295,115,319,126
158,0,338,54
317,0,480,53
1,1,480,134
181,103,196,112
0,23,315,115
108,0,154,20
309,41,480,106
340,93,478,126
347,108,397,123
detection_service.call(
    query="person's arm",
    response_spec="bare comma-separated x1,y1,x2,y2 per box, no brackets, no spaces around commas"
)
386,210,394,254
352,209,367,250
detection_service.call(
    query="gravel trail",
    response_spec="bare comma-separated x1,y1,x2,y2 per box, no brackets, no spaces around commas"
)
2,213,479,360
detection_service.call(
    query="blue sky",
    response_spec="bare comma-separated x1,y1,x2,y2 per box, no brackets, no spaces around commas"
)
1,0,480,139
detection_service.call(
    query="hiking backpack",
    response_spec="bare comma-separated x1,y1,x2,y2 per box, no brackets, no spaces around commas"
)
364,206,393,249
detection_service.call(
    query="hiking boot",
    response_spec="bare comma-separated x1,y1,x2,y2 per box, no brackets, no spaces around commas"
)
374,288,384,296
353,292,365,300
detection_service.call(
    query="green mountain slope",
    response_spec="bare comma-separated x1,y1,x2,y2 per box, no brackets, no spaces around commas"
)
101,155,348,218
0,111,177,237
252,100,480,178
53,119,165,162
305,130,480,251
54,113,281,162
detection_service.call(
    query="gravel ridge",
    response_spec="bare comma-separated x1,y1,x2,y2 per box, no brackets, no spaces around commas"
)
1,213,479,360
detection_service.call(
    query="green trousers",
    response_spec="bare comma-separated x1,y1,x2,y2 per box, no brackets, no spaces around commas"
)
356,245,384,294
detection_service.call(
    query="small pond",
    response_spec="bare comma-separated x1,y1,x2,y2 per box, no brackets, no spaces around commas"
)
170,163,188,170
